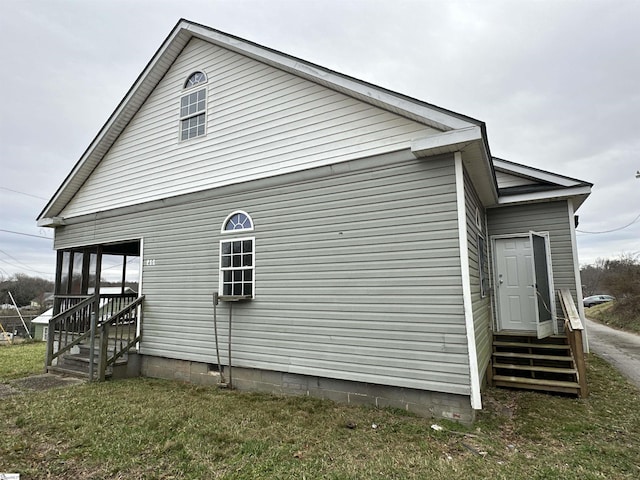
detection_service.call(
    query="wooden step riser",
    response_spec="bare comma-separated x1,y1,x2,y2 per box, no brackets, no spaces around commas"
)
493,341,569,350
493,375,580,393
493,380,580,395
491,333,581,396
493,352,575,362
492,363,577,375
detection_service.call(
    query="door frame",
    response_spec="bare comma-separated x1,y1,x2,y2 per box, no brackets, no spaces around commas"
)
490,232,557,336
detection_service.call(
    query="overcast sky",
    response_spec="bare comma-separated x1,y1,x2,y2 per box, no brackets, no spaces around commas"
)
1,0,638,281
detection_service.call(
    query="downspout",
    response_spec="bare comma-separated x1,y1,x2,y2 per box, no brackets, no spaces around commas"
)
454,152,482,410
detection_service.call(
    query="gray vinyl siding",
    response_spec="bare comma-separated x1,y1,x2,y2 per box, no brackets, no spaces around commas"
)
486,200,578,318
60,37,440,218
495,170,537,188
54,152,472,396
464,170,492,386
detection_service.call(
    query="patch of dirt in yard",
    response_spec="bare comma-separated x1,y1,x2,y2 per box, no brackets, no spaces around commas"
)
0,382,20,397
7,374,85,393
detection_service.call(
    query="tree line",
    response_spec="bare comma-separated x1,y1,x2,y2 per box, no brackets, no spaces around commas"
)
581,253,639,317
0,273,54,309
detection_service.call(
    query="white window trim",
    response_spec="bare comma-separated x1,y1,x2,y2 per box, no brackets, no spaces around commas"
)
184,71,208,89
478,233,488,299
219,236,255,298
221,210,255,234
179,86,207,142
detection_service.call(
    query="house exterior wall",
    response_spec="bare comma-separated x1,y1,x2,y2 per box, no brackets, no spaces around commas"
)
486,200,578,320
463,170,492,386
54,150,473,398
60,37,441,219
495,170,537,188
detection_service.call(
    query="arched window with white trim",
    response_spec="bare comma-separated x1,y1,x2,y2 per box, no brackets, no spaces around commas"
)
221,210,254,233
219,211,255,297
180,71,207,141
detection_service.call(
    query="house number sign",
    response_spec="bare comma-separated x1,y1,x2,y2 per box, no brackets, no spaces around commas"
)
145,259,156,266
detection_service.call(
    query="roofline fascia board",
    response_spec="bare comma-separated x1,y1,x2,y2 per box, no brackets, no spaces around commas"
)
37,19,190,221
494,185,592,206
410,126,482,157
37,217,66,228
185,22,476,132
493,157,593,188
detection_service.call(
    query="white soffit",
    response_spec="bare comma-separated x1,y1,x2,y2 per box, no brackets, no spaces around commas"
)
493,158,588,188
496,185,592,207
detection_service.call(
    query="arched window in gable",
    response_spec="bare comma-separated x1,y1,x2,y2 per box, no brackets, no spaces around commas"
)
180,71,207,141
184,71,207,88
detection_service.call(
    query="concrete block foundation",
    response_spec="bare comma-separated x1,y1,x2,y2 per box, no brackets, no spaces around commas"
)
141,356,475,424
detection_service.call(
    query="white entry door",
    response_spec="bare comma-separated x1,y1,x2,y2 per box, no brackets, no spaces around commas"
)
494,235,557,337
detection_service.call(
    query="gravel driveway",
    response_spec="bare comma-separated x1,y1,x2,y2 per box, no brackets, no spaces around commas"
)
586,318,640,390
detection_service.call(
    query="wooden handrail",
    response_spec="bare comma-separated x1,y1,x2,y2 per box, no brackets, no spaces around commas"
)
46,294,97,369
558,288,583,331
557,289,588,398
100,296,145,327
46,293,144,382
98,295,145,381
50,295,96,326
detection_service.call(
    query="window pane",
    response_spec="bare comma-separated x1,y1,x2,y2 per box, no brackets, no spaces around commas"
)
59,251,71,294
223,271,232,282
243,254,252,266
69,252,84,295
232,242,241,254
197,124,205,136
223,284,232,296
233,283,242,296
243,240,253,251
221,256,231,268
222,243,231,254
233,270,242,282
232,255,241,267
244,284,252,296
244,270,252,281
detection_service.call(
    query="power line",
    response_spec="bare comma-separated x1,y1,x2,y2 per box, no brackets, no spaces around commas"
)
0,229,52,240
0,186,48,200
0,257,52,276
577,212,640,235
0,248,53,275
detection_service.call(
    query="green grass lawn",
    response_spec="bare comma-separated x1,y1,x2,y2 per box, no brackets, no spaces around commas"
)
0,349,639,479
0,341,46,382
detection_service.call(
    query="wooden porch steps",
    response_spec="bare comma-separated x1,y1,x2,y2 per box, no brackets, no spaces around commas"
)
46,341,126,380
491,332,581,396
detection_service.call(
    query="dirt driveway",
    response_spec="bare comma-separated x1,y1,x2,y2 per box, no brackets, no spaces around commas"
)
586,318,640,390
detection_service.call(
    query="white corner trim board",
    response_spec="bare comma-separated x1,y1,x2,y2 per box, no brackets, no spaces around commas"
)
454,151,482,410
